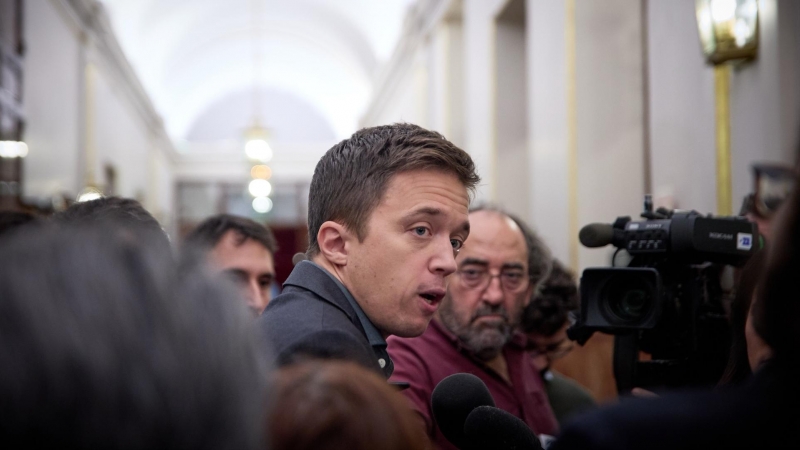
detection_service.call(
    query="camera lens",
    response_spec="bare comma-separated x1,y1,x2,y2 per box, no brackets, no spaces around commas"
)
601,275,655,325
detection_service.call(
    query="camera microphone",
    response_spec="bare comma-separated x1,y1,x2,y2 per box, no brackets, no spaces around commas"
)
578,223,615,248
431,373,495,449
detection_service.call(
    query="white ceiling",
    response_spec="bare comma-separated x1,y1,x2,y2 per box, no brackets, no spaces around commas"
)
100,0,416,145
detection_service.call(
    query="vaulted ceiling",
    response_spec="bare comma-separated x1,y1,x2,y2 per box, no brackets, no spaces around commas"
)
100,0,415,146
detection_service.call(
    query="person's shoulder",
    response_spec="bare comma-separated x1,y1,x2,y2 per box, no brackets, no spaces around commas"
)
387,323,453,382
387,321,443,350
553,388,766,450
260,289,321,326
276,328,378,372
387,324,446,366
548,372,596,403
258,288,373,361
259,287,360,340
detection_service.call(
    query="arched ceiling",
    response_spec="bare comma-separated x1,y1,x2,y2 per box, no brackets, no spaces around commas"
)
100,0,415,144
186,87,336,142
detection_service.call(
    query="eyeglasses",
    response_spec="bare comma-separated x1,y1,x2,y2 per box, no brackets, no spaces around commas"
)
456,267,529,292
528,339,574,360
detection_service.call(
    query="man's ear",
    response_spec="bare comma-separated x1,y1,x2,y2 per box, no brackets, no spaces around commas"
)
317,221,353,266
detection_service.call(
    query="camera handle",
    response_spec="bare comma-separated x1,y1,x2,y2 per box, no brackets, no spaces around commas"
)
613,332,639,394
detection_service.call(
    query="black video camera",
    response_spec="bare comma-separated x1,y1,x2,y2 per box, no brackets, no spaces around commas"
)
569,196,759,393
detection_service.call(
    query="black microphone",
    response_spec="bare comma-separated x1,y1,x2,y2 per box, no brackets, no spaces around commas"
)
431,373,495,449
578,223,615,248
464,405,543,450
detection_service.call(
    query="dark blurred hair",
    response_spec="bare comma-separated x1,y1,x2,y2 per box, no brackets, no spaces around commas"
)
52,196,168,246
269,361,428,450
753,164,800,370
0,223,269,448
183,213,277,255
306,123,480,256
470,204,553,288
719,250,766,385
0,211,37,237
521,259,579,336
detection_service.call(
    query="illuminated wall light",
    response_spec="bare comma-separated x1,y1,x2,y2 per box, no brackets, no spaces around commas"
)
733,19,751,47
248,179,272,197
77,187,104,202
245,139,273,162
251,164,272,180
695,0,759,65
0,141,29,158
252,196,273,214
710,0,736,22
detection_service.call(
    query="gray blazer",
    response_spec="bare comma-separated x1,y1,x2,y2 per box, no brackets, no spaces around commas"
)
257,261,385,376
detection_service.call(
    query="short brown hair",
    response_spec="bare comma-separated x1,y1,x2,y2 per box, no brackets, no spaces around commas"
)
52,196,169,248
269,361,429,450
183,214,277,255
522,259,579,336
306,123,480,256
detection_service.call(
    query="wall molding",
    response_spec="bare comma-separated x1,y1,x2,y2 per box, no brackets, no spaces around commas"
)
54,0,179,164
360,0,453,126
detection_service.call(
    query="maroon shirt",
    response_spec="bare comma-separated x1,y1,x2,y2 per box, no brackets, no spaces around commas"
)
387,320,558,450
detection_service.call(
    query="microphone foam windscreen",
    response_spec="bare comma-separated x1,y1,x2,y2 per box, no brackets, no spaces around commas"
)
578,223,614,248
431,373,495,449
464,405,543,450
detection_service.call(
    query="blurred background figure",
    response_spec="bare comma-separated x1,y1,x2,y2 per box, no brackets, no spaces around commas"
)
0,222,270,448
718,250,766,386
184,213,277,315
738,163,797,241
0,210,37,237
52,196,170,246
522,259,596,425
269,361,429,450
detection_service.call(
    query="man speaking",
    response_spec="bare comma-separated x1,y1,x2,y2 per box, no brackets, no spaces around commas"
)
258,124,479,378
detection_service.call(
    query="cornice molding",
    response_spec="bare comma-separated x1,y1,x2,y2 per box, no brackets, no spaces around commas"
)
360,0,454,126
54,0,179,164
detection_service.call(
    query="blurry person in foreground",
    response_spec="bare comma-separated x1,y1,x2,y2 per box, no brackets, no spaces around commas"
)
0,222,269,448
0,211,37,237
184,214,278,315
52,196,170,247
269,361,428,450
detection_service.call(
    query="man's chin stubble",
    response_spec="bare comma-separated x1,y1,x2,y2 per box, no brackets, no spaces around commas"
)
463,328,509,361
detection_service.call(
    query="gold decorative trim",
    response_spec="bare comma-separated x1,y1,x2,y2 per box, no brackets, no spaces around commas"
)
85,62,97,187
714,64,732,215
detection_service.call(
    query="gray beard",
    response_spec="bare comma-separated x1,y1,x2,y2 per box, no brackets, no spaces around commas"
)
438,300,514,362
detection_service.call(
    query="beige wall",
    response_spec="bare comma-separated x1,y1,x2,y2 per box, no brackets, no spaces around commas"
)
575,0,647,269
361,0,800,271
495,0,530,220
22,0,176,231
23,0,82,198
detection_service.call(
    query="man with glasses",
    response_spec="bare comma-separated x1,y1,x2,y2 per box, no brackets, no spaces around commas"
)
387,206,558,449
522,259,597,425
